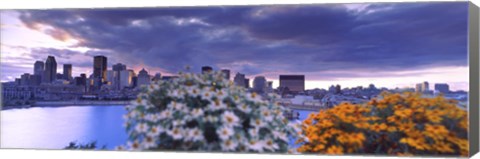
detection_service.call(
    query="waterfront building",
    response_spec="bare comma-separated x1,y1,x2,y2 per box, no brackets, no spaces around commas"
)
245,78,250,88
112,63,126,71
233,72,246,87
137,68,151,87
201,66,213,74
253,76,267,94
34,61,44,76
279,75,305,93
43,56,57,83
221,69,230,80
20,73,31,86
93,56,107,89
63,64,72,80
152,73,162,82
112,63,126,90
30,75,42,86
434,83,450,94
415,81,430,93
119,70,133,89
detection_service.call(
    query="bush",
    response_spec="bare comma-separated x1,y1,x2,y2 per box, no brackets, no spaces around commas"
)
297,92,468,156
117,70,303,153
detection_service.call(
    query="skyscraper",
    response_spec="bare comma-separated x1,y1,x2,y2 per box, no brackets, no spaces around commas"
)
44,56,57,83
63,64,72,80
137,68,151,87
119,70,132,89
234,72,246,87
279,75,305,93
93,56,108,81
253,76,267,94
434,83,450,93
112,63,126,90
202,66,213,74
34,61,44,76
221,69,230,80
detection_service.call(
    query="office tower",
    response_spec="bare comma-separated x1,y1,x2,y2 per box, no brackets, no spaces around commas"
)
152,73,162,82
63,64,72,80
245,78,250,88
106,70,117,85
221,69,230,80
434,83,450,93
112,63,126,90
93,56,107,81
335,84,342,94
201,66,213,74
44,56,57,83
112,63,126,71
234,72,246,87
119,70,133,89
30,75,42,86
137,68,151,87
422,81,429,92
20,73,31,85
34,61,44,76
279,75,305,93
253,76,267,94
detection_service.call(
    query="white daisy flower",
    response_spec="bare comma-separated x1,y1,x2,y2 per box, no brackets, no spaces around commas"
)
272,131,288,142
186,127,204,142
246,92,263,103
221,139,238,151
208,99,227,111
216,126,234,141
248,127,260,138
288,121,303,133
172,119,185,127
167,127,184,140
145,113,160,123
263,139,279,151
260,108,274,122
159,110,172,119
247,140,264,152
167,101,185,111
168,89,184,99
203,115,218,123
200,88,214,101
238,104,252,114
187,87,201,97
215,89,228,100
147,125,164,137
142,135,157,149
222,111,240,127
251,118,266,128
190,108,204,118
135,123,149,133
127,140,141,151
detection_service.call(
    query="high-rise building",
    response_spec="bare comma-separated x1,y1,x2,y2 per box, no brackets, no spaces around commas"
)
63,64,72,80
279,75,305,93
93,56,108,81
34,61,44,76
119,70,133,89
20,73,31,85
202,66,213,74
234,73,246,87
422,81,429,92
152,73,162,82
44,56,57,83
245,78,250,88
112,63,126,71
106,70,117,85
221,69,230,80
415,81,430,93
137,68,151,87
253,76,267,94
30,75,42,86
434,83,450,93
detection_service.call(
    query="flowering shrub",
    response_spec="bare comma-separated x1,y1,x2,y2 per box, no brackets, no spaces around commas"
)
117,70,303,153
297,92,469,156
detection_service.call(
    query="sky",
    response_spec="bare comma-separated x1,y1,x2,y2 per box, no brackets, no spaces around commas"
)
0,2,470,91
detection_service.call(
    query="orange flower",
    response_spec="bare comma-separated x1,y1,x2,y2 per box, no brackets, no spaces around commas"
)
326,145,343,155
370,123,388,132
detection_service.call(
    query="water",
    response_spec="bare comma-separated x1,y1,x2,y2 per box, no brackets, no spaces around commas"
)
1,106,316,150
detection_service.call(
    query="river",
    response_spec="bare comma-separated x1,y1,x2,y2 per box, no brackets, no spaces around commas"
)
0,105,315,150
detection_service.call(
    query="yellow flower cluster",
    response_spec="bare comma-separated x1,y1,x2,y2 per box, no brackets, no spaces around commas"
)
298,92,469,157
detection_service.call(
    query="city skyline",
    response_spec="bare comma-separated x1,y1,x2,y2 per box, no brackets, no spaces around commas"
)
1,2,469,91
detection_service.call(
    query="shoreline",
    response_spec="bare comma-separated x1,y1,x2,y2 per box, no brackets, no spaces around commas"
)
1,100,130,111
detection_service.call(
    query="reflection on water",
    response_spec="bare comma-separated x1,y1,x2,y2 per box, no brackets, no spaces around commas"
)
1,106,316,150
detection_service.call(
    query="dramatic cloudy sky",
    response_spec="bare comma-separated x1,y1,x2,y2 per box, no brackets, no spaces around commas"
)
0,2,469,90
